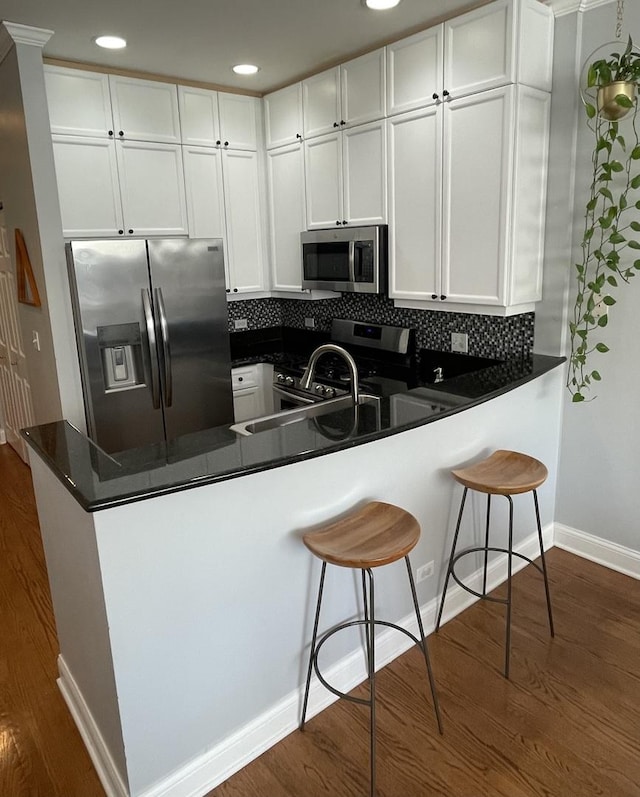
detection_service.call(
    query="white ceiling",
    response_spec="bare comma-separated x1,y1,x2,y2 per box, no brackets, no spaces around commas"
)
0,0,500,94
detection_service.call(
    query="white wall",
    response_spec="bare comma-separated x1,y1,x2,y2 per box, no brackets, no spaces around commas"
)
548,2,640,554
0,24,85,429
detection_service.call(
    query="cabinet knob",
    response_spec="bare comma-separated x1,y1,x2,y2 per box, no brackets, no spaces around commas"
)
224,141,229,147
432,93,439,101
118,229,124,235
440,294,447,300
233,288,238,292
216,140,221,146
336,220,342,225
226,288,230,293
342,220,348,225
333,122,340,128
442,90,450,98
296,133,302,139
108,130,114,136
431,293,437,299
340,120,346,126
118,130,124,137
238,376,243,382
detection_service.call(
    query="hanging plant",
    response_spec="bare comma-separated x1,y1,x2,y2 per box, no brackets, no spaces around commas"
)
568,36,640,401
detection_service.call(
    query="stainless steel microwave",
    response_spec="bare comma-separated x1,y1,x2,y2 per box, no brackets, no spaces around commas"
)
301,225,387,294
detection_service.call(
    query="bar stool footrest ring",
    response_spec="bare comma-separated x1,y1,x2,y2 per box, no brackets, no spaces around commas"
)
312,618,423,706
450,546,545,604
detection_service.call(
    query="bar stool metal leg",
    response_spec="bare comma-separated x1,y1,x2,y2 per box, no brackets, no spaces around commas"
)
435,486,468,632
504,496,514,679
364,568,376,797
361,570,372,673
533,489,555,637
404,556,443,734
482,495,492,596
300,562,327,730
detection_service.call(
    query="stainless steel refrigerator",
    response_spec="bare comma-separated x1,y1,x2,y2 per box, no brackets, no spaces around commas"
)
66,238,234,454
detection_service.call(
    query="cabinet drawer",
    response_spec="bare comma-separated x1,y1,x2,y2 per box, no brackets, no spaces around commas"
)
232,367,259,390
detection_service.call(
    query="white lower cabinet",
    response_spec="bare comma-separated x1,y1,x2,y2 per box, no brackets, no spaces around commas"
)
266,142,306,293
388,84,549,314
51,135,188,237
232,364,273,422
182,146,267,294
304,120,386,229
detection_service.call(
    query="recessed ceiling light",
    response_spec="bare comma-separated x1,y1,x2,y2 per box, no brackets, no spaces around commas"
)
363,0,402,9
232,64,260,76
95,35,127,50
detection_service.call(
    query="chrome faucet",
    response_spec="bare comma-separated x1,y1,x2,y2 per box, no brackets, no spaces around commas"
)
300,344,360,405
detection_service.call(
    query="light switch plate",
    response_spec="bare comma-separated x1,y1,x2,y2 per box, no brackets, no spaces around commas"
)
451,332,468,353
304,317,315,329
234,319,248,330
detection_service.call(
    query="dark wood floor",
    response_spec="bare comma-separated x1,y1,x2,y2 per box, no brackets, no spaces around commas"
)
1,442,639,797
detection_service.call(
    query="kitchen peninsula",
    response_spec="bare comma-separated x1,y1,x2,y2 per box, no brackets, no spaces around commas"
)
24,354,564,797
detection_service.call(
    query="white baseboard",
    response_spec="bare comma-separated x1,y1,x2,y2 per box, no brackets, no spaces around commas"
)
57,656,129,797
133,523,554,797
554,523,640,580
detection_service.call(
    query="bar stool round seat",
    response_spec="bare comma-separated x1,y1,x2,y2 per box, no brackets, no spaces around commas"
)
436,450,554,679
300,501,442,797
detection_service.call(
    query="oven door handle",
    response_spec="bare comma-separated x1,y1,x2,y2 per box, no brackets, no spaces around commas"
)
272,385,318,405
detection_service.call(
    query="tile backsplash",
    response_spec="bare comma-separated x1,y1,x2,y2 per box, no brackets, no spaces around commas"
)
227,296,534,360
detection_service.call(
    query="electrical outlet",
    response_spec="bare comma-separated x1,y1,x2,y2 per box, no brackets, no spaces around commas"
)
234,318,248,330
304,317,315,329
416,561,434,582
451,332,468,353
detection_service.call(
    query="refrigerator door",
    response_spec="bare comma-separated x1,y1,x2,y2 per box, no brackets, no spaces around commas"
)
147,238,234,441
67,239,167,453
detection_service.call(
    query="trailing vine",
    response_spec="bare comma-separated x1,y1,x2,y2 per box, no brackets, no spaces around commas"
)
568,40,640,402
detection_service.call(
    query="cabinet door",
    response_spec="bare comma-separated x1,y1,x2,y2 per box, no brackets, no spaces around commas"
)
304,132,342,229
302,68,341,139
109,75,181,143
51,135,124,237
116,140,188,236
221,150,266,293
218,93,259,150
178,86,220,146
342,120,387,226
387,107,441,301
442,87,512,306
340,48,386,127
444,0,513,98
264,83,303,150
44,66,114,137
183,145,225,239
267,143,306,292
233,387,262,422
386,27,444,116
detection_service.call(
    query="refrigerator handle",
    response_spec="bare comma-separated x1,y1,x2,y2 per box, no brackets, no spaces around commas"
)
141,288,161,410
155,287,173,408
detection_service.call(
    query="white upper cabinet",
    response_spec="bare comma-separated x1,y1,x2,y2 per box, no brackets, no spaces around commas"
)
304,120,386,229
267,142,306,292
178,87,259,150
217,93,259,150
109,75,181,143
303,49,385,139
386,0,553,114
44,67,114,137
386,28,443,117
182,145,226,239
264,83,303,150
388,83,550,313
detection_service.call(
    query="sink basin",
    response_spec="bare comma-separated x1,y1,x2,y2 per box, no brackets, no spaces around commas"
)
231,394,379,437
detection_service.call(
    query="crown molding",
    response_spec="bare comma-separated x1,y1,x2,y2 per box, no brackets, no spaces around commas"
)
548,0,614,17
0,22,53,63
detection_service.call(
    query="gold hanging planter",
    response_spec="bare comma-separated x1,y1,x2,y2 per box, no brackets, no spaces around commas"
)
596,80,637,120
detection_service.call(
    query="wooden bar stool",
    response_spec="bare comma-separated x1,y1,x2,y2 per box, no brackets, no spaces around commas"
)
300,500,443,797
435,450,554,679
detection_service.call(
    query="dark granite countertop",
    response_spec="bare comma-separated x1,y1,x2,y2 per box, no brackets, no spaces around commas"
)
23,350,564,513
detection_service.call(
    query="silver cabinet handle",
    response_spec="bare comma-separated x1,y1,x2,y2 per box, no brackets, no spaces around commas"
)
155,287,172,408
142,288,161,410
348,240,356,284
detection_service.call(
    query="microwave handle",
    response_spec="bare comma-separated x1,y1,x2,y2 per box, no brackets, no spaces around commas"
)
348,240,356,283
